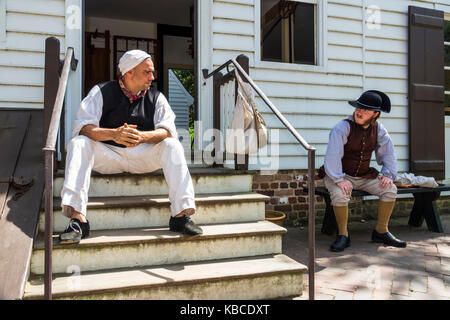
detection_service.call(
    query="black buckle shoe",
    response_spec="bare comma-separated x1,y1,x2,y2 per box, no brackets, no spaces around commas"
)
169,215,203,235
371,230,407,248
330,235,351,252
59,218,90,244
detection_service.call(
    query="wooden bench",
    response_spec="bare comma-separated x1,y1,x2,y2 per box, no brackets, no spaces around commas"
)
304,184,450,235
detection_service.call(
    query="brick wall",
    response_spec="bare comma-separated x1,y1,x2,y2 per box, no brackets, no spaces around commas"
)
252,169,450,227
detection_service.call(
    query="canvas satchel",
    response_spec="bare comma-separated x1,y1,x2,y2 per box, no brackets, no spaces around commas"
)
225,70,268,154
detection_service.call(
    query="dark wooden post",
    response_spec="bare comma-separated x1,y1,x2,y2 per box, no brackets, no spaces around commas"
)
234,54,250,171
212,72,224,167
43,37,60,148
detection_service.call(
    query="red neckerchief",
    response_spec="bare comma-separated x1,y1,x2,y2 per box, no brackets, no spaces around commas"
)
118,76,147,103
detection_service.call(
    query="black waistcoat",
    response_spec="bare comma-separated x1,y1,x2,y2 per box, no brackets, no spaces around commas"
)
98,80,159,148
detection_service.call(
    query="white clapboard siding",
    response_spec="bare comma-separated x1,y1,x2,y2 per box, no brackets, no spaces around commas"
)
168,69,194,130
0,0,65,110
208,0,442,170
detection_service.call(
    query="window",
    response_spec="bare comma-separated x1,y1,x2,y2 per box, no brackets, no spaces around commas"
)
445,19,450,116
260,0,316,65
113,35,158,79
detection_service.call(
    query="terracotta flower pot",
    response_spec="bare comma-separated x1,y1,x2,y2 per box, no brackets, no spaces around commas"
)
265,210,286,227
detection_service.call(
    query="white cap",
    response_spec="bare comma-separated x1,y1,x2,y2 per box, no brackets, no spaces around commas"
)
118,49,152,75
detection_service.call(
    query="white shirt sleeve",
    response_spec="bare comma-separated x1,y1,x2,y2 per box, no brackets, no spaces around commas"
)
324,120,351,183
375,122,397,180
71,85,103,138
154,93,178,139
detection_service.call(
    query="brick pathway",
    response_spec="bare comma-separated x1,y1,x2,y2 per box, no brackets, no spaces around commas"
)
282,214,450,300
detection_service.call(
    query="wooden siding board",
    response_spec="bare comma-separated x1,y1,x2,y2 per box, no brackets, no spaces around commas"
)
327,60,363,75
213,49,255,67
328,31,363,47
0,66,44,86
365,37,408,53
6,0,65,17
365,51,407,65
0,85,43,103
5,32,65,53
0,51,45,68
328,2,363,20
6,12,65,36
213,18,254,36
213,1,254,21
213,33,254,51
365,24,407,40
328,44,363,61
328,17,363,34
365,63,408,79
0,102,43,109
250,68,363,87
365,78,408,93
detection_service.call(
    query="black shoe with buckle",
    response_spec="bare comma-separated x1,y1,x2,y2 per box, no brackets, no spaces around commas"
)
59,218,90,244
169,215,203,235
330,234,351,252
371,229,407,248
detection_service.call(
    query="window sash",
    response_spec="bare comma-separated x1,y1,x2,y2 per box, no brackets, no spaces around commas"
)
261,0,317,65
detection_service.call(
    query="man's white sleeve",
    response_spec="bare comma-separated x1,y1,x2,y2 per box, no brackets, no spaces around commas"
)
324,120,350,183
154,93,178,139
71,85,103,137
375,122,397,180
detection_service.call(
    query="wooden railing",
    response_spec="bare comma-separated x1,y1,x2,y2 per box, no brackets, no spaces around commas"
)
42,37,78,300
203,56,317,300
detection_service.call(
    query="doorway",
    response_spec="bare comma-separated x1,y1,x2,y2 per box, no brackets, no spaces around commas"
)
83,0,197,149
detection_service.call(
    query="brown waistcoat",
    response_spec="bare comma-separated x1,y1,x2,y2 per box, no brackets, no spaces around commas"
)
341,119,379,179
318,119,379,179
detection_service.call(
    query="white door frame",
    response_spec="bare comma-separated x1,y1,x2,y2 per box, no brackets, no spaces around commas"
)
64,0,83,146
196,0,213,153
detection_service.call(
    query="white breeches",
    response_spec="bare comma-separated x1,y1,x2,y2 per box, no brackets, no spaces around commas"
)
61,135,196,218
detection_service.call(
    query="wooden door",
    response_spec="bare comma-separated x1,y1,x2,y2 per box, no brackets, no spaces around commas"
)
84,31,110,96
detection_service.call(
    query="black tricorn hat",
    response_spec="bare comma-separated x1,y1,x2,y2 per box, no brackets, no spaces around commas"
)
348,90,391,113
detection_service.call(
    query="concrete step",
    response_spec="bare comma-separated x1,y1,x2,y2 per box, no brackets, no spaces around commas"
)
39,192,269,233
24,254,306,300
53,168,254,197
30,221,286,275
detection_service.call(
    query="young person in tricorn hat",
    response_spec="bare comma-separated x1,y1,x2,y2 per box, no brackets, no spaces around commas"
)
58,49,202,244
318,90,407,252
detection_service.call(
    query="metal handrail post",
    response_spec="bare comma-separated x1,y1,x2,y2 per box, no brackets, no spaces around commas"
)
307,149,316,300
43,46,76,300
43,149,54,300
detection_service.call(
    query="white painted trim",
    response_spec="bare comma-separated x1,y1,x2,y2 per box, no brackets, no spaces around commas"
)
290,0,317,4
254,0,327,72
64,0,83,146
197,0,213,151
0,0,6,49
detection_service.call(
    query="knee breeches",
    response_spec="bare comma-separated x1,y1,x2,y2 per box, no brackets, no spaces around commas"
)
60,135,195,217
323,174,397,207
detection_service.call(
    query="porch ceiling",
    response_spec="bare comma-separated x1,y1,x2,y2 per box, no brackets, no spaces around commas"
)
85,0,194,27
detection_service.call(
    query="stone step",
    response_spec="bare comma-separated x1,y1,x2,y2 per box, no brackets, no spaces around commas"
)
39,192,269,233
24,254,307,300
30,221,286,275
53,168,253,197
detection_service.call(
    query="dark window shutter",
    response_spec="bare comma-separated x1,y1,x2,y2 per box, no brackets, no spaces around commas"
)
408,6,445,180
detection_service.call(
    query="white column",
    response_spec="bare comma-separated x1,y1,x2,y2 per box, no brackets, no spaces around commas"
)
64,0,83,146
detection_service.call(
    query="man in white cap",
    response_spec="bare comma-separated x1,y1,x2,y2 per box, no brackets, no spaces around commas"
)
58,50,202,244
